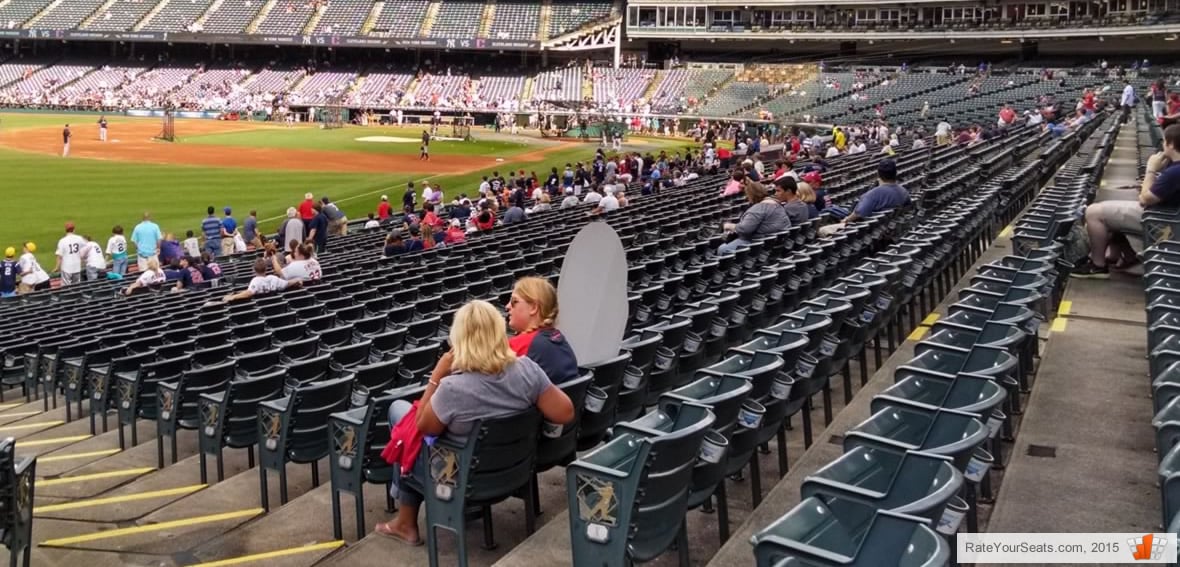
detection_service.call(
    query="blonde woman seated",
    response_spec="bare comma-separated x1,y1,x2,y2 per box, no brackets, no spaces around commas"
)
375,299,575,545
123,257,165,295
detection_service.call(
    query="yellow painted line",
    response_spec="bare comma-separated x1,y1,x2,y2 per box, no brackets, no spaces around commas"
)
0,402,23,411
0,420,64,432
40,508,264,547
1057,300,1073,318
922,313,940,326
1050,318,1068,333
16,434,91,448
37,467,156,487
999,226,1014,238
190,540,346,567
907,327,929,342
34,484,206,514
38,449,122,463
0,410,43,419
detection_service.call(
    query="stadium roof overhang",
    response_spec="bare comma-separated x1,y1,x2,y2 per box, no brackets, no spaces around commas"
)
625,23,1180,41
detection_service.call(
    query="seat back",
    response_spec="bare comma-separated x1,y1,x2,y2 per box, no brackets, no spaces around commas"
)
284,354,333,386
0,438,35,563
202,370,285,450
536,373,592,471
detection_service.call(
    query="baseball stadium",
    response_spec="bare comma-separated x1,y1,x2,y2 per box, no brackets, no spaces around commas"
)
0,0,1179,566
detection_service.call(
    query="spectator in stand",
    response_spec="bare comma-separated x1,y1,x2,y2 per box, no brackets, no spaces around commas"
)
18,242,49,294
421,203,444,231
561,188,579,209
323,197,348,236
200,251,222,281
402,206,419,227
721,169,746,196
279,207,304,253
405,225,425,252
503,199,527,225
0,248,18,298
306,202,329,253
421,223,436,250
364,213,381,230
820,159,911,236
270,241,321,282
54,222,86,286
595,190,620,214
444,219,466,245
123,257,165,295
160,233,183,265
374,299,575,546
383,232,407,257
201,206,222,259
474,202,496,231
1151,80,1168,120
1120,80,1136,118
107,225,128,276
298,192,316,221
172,256,205,292
531,194,552,214
451,198,472,223
1073,124,1180,278
507,276,578,384
182,230,200,258
222,257,301,302
718,180,790,255
130,213,161,273
403,182,416,212
220,207,237,257
774,176,809,225
82,235,106,281
377,195,392,221
244,210,259,247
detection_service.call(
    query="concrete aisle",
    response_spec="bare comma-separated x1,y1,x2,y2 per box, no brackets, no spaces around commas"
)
986,120,1160,548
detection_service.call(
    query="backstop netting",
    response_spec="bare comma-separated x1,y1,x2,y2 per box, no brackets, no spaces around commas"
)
157,111,175,142
322,105,346,129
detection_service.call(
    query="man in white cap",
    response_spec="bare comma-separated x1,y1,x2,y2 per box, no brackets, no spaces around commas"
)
561,188,579,209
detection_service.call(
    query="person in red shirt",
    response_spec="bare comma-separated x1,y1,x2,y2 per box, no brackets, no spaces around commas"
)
444,219,466,244
506,277,578,384
377,195,391,220
298,192,315,221
421,203,444,231
998,104,1016,126
1082,89,1097,113
474,202,496,231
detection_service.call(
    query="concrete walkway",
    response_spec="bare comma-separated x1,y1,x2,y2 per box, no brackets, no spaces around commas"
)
985,119,1160,546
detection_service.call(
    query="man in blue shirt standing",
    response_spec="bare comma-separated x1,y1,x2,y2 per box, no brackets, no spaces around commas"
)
130,211,163,272
820,159,911,235
201,206,222,259
220,207,237,257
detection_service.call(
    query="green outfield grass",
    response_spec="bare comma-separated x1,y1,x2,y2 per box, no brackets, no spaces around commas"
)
183,124,537,157
1,111,688,268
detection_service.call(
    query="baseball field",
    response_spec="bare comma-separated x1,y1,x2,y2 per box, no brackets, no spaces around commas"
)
0,112,687,266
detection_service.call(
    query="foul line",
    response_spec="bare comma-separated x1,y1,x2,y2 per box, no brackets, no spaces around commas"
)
34,484,206,514
40,507,264,547
38,467,156,486
38,448,122,463
16,434,92,447
190,540,345,566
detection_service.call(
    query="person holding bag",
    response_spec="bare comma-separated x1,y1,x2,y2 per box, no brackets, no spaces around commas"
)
375,300,575,546
17,242,50,294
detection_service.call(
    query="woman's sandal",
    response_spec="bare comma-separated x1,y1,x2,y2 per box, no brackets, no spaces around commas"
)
374,522,424,547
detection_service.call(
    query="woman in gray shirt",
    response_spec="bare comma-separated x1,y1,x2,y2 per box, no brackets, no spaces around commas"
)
374,300,575,545
718,179,790,255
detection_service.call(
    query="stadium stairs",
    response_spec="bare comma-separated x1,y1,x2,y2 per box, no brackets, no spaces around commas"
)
359,1,383,35
537,0,552,41
78,0,121,29
641,70,664,102
478,0,495,39
419,0,441,37
192,0,225,31
25,0,65,28
133,0,173,31
302,6,325,36
244,0,278,34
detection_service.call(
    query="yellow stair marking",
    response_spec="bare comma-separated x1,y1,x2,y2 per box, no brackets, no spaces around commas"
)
35,484,206,514
38,467,156,487
40,508,264,547
16,434,91,447
907,327,929,342
921,313,940,326
0,410,43,419
38,448,122,463
0,420,64,432
1057,300,1072,318
190,540,345,566
1050,317,1068,333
